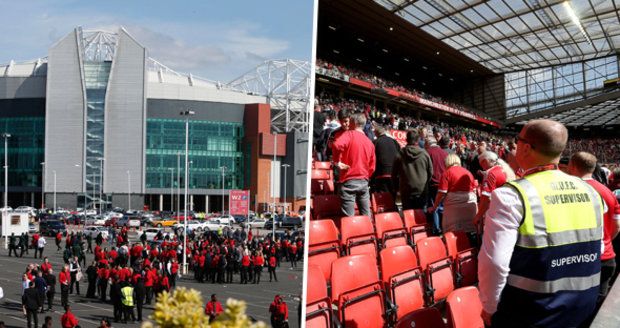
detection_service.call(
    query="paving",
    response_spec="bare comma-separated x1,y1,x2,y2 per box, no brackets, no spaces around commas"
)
0,227,303,328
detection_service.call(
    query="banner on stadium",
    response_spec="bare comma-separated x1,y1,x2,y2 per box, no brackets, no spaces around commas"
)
229,190,250,216
390,129,408,148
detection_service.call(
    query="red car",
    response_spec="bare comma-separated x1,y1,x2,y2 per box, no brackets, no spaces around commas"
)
104,217,118,227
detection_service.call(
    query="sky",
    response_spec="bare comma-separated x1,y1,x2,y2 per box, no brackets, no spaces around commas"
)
0,0,314,82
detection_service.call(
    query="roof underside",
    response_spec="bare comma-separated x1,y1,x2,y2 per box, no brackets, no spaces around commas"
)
374,0,620,73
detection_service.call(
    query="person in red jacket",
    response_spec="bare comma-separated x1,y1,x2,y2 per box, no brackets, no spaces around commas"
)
59,265,71,307
268,254,278,282
204,294,224,323
97,265,110,302
252,252,264,284
55,232,63,252
40,257,52,273
241,252,251,284
269,295,288,328
60,305,79,328
289,243,298,268
145,267,156,304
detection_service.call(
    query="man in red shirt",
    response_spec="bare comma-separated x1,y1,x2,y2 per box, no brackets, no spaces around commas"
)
60,305,79,328
59,265,70,307
268,254,278,282
204,294,224,323
569,152,620,299
331,112,376,216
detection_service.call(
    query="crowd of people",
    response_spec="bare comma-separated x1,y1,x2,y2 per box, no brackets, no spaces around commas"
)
12,223,301,328
316,58,494,121
313,95,620,326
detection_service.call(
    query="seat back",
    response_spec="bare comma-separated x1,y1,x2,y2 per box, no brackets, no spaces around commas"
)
443,231,472,259
331,255,385,328
371,192,398,213
306,265,332,328
446,287,484,328
417,237,454,304
403,209,428,226
374,212,408,248
313,161,332,170
312,195,342,220
340,216,377,257
395,307,446,328
380,246,424,320
310,169,334,195
444,231,478,287
308,220,340,282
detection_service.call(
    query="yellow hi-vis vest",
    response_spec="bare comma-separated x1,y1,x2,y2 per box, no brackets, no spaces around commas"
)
497,169,603,327
121,286,134,307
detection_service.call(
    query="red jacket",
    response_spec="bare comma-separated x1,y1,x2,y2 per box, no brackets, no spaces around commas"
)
205,301,224,317
241,255,251,267
61,311,79,328
59,271,71,285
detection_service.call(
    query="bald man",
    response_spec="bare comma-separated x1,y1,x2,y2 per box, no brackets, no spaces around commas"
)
569,151,620,301
478,119,604,328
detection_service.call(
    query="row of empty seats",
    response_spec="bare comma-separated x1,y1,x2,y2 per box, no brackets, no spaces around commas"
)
307,257,484,328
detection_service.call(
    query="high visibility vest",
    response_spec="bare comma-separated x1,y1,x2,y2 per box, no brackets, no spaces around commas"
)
121,286,134,307
497,170,603,327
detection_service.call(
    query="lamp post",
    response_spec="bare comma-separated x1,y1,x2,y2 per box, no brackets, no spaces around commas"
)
220,166,227,214
40,162,45,209
169,168,174,212
2,133,10,211
177,152,180,217
189,160,193,211
180,109,194,274
127,170,131,212
282,164,290,215
99,158,104,214
271,133,278,240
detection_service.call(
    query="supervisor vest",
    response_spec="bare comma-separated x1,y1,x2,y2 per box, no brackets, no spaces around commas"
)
496,169,603,328
121,286,134,307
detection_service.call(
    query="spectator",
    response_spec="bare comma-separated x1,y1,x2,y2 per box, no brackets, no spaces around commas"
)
60,305,79,328
392,129,433,210
22,281,40,328
205,294,224,323
371,124,401,195
425,136,448,234
331,112,376,216
568,152,620,301
269,295,289,328
474,151,516,228
429,154,477,234
43,268,55,312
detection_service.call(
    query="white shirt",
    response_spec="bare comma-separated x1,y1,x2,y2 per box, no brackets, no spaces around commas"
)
37,237,46,248
478,183,607,314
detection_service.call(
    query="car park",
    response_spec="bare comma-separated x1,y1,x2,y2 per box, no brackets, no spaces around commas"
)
82,226,109,239
264,215,303,230
246,217,267,229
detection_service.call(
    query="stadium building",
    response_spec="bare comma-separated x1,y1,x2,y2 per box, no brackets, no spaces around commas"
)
0,27,309,213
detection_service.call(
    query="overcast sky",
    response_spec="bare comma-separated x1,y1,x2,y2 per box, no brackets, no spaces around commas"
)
0,0,314,82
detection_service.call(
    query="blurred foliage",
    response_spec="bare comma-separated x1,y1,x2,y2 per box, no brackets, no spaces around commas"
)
141,287,266,328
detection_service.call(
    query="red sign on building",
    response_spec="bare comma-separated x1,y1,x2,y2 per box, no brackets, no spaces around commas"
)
229,190,250,216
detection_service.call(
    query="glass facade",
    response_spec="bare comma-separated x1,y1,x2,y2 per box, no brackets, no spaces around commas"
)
0,117,45,188
83,61,111,205
145,119,245,191
505,55,619,118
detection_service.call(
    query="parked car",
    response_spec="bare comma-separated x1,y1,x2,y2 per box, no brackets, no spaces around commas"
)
15,206,36,217
65,214,84,225
151,217,177,227
172,211,195,222
104,217,119,227
82,226,109,239
117,216,141,228
246,217,267,229
232,215,249,224
28,223,38,234
84,215,106,226
173,220,207,233
210,215,234,225
264,215,303,230
203,220,232,232
39,220,66,236
140,228,172,242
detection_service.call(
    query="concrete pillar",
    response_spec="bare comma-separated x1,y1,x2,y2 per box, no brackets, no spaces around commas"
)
205,195,209,213
190,194,194,211
159,194,163,212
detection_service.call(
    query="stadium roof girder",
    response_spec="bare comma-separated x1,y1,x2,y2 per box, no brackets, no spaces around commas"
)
375,0,620,73
227,59,311,133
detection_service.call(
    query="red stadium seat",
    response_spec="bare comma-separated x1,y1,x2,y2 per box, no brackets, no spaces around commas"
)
311,194,342,221
379,246,424,321
313,161,332,170
374,212,408,248
446,287,484,328
371,192,398,213
403,209,429,245
308,220,341,282
417,236,455,305
395,307,446,328
310,169,335,195
340,215,377,258
444,231,478,287
331,255,385,328
306,265,334,328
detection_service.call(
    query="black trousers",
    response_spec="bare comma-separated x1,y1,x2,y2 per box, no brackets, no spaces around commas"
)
99,281,107,302
70,272,80,294
240,266,248,283
145,286,152,304
34,247,44,259
8,246,18,257
124,305,135,322
60,285,69,307
46,289,54,310
254,267,262,284
600,258,616,299
269,267,278,282
113,302,123,321
136,298,144,321
26,308,38,328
